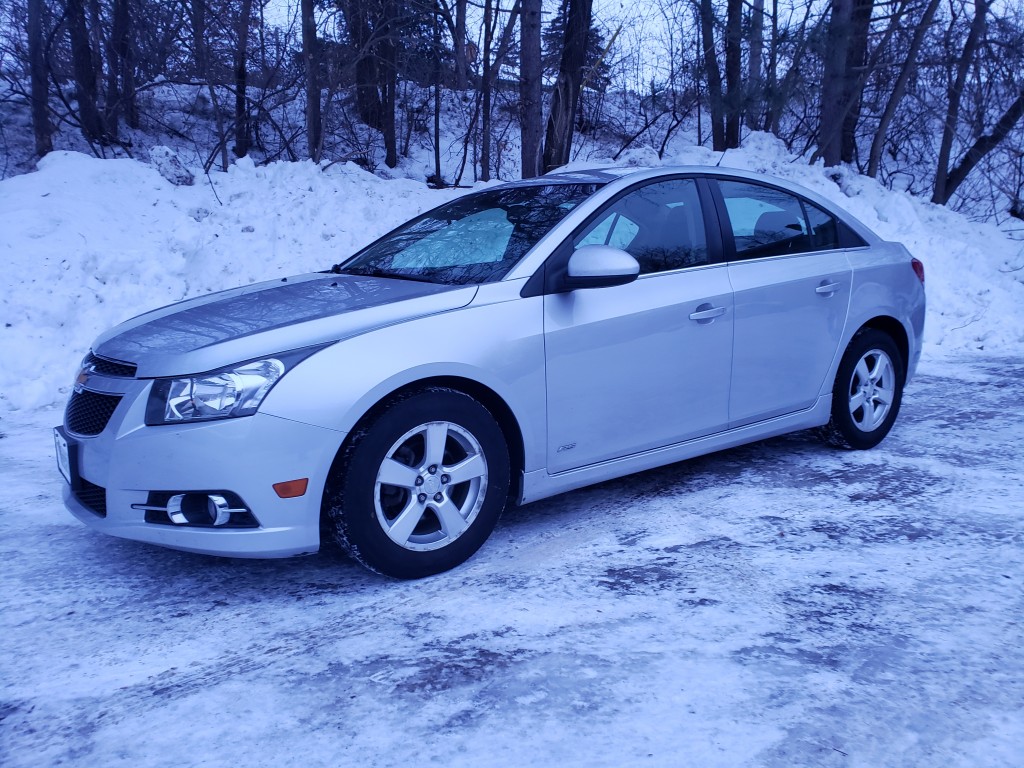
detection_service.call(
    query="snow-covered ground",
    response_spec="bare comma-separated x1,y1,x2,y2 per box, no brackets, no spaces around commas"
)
1,137,1023,765
1,356,1022,766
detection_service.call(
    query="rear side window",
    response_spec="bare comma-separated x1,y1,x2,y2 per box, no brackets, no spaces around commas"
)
803,201,840,251
717,180,842,259
574,178,709,274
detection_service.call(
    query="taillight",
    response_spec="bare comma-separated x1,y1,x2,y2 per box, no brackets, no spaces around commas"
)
911,258,925,285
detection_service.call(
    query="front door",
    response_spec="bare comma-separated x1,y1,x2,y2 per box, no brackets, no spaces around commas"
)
543,178,734,473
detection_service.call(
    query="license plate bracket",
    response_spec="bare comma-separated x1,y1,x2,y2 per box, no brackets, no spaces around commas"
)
54,426,80,490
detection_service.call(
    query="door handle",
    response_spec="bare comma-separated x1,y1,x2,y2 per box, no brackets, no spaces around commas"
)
815,281,841,296
689,304,726,323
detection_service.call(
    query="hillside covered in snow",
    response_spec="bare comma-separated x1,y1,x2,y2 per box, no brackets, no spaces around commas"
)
1,134,1021,414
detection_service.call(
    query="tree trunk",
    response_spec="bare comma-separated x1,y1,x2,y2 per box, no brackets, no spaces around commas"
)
104,0,125,128
840,0,874,164
746,0,765,131
339,0,384,130
933,0,990,204
190,0,206,74
519,0,542,178
867,0,940,178
233,0,253,158
190,0,228,170
28,0,52,156
542,0,593,172
819,0,853,166
301,0,322,161
767,0,779,135
380,2,399,168
699,0,725,151
723,0,742,148
480,0,494,181
454,0,468,90
67,0,107,144
432,10,443,183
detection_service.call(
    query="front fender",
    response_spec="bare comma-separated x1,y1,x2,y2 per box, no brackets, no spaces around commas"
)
261,279,546,472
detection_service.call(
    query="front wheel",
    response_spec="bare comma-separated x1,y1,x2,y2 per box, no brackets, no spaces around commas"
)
821,329,905,450
324,387,510,579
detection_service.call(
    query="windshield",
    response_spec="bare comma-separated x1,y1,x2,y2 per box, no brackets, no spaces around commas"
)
334,183,602,285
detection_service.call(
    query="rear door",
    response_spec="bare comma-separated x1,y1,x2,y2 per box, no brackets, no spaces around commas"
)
543,177,733,473
711,179,852,427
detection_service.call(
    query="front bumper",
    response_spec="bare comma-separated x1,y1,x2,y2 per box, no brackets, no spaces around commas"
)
60,379,344,558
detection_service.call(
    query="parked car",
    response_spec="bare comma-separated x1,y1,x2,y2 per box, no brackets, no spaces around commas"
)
56,166,925,578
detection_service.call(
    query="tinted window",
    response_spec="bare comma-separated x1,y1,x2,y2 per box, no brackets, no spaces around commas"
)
718,180,841,259
802,200,841,250
575,179,708,274
338,183,601,285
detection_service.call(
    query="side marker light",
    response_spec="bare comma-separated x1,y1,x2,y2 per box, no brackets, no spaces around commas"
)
273,478,309,498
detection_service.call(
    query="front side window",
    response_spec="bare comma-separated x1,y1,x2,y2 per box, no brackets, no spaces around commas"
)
337,183,601,285
717,180,841,259
574,178,709,274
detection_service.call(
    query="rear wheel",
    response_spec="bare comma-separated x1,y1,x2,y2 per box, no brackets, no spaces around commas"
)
821,329,905,450
324,387,509,578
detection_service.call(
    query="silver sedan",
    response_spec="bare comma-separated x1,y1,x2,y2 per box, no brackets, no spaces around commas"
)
56,167,926,578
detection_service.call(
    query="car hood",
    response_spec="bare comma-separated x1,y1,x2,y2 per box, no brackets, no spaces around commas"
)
93,273,477,377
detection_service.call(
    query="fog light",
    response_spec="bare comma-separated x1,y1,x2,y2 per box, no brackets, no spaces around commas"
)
135,491,259,528
165,493,246,526
207,494,232,526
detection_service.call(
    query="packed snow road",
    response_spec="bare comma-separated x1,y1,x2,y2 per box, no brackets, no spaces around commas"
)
1,356,1021,767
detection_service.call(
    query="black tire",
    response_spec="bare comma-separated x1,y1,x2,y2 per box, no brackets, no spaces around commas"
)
323,387,510,579
821,329,905,450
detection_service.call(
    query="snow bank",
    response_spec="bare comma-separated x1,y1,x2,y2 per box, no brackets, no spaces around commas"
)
1,139,1021,413
0,152,460,411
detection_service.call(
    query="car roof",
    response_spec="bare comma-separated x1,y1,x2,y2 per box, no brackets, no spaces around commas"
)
487,165,879,245
502,165,803,186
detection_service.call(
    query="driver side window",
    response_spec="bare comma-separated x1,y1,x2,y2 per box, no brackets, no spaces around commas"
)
574,179,708,274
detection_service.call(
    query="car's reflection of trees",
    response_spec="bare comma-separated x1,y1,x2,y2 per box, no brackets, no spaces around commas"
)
344,184,602,286
112,277,417,356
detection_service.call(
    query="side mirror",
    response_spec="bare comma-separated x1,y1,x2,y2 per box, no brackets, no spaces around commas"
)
563,245,640,290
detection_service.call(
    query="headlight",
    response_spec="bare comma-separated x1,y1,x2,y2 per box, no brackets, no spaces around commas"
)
145,348,320,425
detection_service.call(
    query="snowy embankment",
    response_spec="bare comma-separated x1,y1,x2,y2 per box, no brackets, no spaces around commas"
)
1,134,1022,413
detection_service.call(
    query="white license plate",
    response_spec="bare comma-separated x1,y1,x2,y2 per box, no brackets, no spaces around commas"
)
54,429,72,485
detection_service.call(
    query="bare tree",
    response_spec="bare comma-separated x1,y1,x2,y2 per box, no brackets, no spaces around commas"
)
746,0,765,131
698,0,725,150
933,0,990,203
723,0,741,147
233,0,254,157
542,0,593,171
867,0,941,178
28,0,52,156
818,0,874,166
937,87,1024,205
67,0,109,144
104,0,136,130
301,0,322,161
480,0,520,180
519,0,542,178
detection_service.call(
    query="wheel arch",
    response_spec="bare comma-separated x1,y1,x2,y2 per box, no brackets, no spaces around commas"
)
320,375,526,518
856,315,910,377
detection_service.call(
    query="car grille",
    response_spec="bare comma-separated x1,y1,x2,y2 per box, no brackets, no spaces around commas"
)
75,479,107,517
65,390,122,436
85,352,137,378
